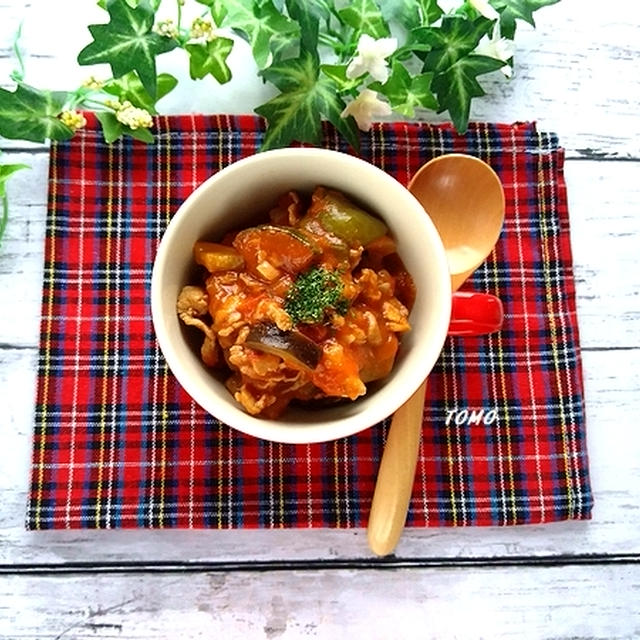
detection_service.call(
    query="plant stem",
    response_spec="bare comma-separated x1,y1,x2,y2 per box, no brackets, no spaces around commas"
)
10,21,26,82
319,32,343,53
80,97,115,110
0,193,8,249
176,0,184,31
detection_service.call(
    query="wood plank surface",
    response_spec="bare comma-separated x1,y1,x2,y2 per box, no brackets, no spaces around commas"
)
1,564,639,639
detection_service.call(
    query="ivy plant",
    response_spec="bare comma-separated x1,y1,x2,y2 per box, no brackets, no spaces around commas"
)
0,0,560,245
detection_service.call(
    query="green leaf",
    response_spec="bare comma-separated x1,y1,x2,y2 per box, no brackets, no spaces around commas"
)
10,21,26,83
379,0,443,30
285,0,320,57
494,0,560,25
126,125,155,143
155,74,179,102
0,84,73,143
370,60,438,117
95,110,154,144
222,0,299,69
98,0,156,8
431,54,506,132
320,64,361,92
0,162,29,196
186,38,234,84
338,0,390,39
294,0,333,22
0,161,28,247
198,0,229,26
414,15,492,72
493,0,560,39
207,0,229,26
103,72,178,113
409,72,440,111
95,110,124,143
256,49,359,151
0,191,8,247
78,0,177,99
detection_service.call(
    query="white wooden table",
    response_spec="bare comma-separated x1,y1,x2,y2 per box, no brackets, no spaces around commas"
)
1,1,639,637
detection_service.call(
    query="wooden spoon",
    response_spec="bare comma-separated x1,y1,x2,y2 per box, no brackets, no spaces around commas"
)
367,154,506,556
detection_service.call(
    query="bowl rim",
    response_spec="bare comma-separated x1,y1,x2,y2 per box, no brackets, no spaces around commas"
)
151,147,452,443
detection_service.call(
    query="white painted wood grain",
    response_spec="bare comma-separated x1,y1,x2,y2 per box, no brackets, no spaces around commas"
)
1,565,639,639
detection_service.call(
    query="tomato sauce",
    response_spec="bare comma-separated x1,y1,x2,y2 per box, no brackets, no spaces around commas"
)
177,186,415,418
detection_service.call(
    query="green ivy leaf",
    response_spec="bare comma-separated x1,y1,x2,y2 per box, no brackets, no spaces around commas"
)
414,15,492,72
103,72,178,113
293,0,333,22
197,0,229,26
338,0,390,39
95,111,122,143
0,193,8,246
78,0,177,99
286,0,321,55
206,0,228,26
320,64,361,92
494,0,559,25
0,84,73,143
256,2,359,150
222,0,299,69
95,110,154,144
370,60,437,117
378,0,443,30
256,49,359,151
0,162,29,196
0,161,28,246
97,0,160,9
493,0,560,39
185,38,234,83
431,54,506,132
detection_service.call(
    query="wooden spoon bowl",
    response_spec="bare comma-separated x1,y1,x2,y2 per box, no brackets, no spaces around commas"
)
409,154,506,291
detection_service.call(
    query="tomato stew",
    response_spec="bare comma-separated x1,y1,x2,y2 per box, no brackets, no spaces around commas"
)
177,186,415,418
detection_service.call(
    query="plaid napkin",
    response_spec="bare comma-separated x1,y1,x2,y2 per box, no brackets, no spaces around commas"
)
26,114,593,530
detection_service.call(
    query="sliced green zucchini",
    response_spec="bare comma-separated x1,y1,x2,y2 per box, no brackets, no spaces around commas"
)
302,187,388,247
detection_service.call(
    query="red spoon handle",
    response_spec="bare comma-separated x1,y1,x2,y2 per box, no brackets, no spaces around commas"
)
448,291,504,336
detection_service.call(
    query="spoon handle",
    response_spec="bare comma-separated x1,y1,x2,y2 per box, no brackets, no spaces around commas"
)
367,379,426,556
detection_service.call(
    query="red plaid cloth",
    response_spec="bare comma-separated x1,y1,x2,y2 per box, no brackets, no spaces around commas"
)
27,115,593,529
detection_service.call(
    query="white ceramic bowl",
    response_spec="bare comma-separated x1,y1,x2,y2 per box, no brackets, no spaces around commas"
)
151,148,451,443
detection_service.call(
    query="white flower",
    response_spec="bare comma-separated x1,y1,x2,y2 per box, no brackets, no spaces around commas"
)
438,0,461,12
340,89,391,132
475,23,516,77
469,0,500,21
346,34,398,83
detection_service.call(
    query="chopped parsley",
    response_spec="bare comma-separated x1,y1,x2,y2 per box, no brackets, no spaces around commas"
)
285,266,349,325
